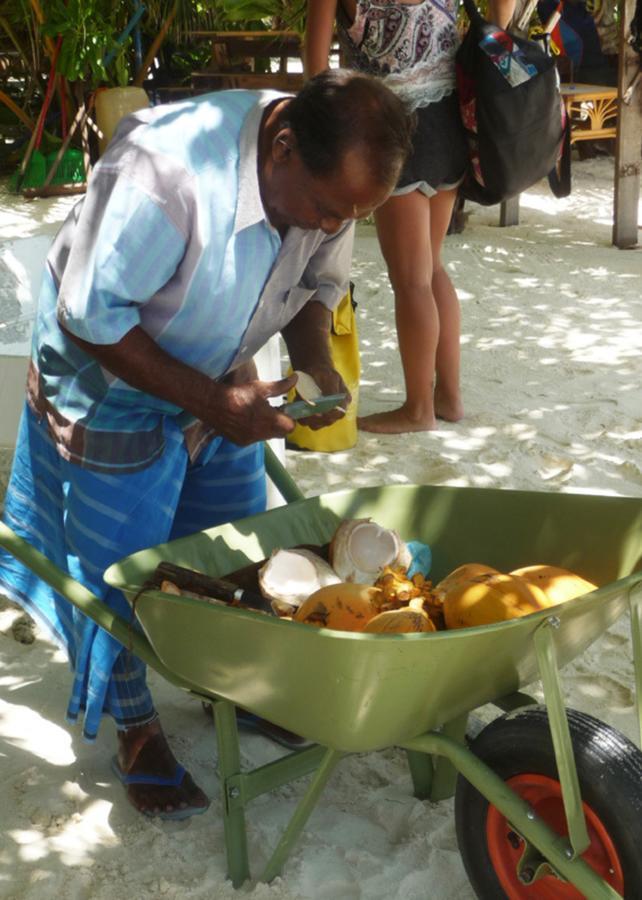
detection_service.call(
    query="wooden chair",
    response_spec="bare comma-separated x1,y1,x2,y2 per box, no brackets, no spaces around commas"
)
560,83,618,144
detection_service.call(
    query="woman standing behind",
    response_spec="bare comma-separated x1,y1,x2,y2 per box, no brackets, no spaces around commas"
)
305,0,515,433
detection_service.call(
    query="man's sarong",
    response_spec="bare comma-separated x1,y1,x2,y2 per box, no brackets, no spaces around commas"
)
0,403,265,740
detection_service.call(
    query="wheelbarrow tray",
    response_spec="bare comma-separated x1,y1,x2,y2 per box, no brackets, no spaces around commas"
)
105,484,642,753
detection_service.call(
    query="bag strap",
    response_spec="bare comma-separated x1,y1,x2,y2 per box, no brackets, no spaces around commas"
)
632,0,642,55
462,0,486,27
548,117,571,198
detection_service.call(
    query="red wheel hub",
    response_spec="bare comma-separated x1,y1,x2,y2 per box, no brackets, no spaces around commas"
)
486,773,624,898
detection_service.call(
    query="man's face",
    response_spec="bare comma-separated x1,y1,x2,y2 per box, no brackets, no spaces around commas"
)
262,132,395,234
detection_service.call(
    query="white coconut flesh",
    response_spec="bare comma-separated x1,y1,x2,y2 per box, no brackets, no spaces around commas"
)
331,519,411,583
293,370,322,405
258,547,340,612
349,523,398,571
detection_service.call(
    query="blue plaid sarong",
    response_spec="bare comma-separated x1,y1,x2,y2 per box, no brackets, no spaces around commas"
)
0,403,266,741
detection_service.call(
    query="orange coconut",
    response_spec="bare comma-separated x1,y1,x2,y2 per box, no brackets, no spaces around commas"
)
293,583,383,631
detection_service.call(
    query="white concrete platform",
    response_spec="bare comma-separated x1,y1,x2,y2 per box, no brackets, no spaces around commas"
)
0,178,287,506
0,182,78,497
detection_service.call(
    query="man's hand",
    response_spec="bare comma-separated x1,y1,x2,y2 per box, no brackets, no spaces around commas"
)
290,365,351,431
60,322,299,445
206,375,299,445
281,300,352,429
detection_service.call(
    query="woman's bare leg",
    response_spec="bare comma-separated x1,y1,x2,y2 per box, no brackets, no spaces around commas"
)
431,189,464,423
358,186,463,434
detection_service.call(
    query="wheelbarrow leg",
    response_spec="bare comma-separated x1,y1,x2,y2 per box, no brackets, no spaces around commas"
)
405,749,433,800
430,712,468,801
261,746,342,883
212,699,250,888
405,712,468,802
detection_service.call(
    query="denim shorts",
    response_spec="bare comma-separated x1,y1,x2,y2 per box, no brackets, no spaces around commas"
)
395,91,469,198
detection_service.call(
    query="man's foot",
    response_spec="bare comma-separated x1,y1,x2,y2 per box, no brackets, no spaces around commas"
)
357,405,438,434
114,717,209,819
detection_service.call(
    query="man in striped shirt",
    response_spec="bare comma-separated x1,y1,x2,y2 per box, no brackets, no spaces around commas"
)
0,70,413,819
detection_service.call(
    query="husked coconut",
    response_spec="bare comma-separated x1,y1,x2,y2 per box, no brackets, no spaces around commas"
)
364,598,436,634
510,565,597,605
294,582,383,631
443,573,550,629
329,518,412,583
433,563,499,602
258,547,340,615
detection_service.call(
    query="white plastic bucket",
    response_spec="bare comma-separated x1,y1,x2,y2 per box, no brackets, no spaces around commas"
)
95,87,149,155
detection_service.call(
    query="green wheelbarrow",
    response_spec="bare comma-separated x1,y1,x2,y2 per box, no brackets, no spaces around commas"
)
1,446,642,898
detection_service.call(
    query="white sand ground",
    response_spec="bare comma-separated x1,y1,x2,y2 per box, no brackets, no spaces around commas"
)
1,157,641,900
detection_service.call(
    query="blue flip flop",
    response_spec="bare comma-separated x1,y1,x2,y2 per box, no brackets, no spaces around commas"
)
111,756,210,821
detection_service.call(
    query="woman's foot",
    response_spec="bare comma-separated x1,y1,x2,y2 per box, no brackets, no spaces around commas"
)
434,385,464,423
358,405,438,434
358,391,464,434
114,717,209,819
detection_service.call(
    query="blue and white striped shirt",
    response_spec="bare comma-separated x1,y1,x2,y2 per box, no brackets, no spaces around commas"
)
29,90,354,472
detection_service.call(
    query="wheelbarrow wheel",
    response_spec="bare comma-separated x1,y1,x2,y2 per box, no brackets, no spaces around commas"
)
454,705,642,899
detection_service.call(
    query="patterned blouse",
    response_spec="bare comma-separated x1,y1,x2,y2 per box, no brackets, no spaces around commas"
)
338,0,461,109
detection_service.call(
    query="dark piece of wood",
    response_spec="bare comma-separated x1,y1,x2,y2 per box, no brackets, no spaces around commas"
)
613,0,642,248
22,182,87,198
188,29,304,95
154,561,274,614
190,71,304,92
499,195,520,226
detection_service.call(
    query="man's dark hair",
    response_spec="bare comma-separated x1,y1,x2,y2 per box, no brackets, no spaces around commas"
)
284,69,415,187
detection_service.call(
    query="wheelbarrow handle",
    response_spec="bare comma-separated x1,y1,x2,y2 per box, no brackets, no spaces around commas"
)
264,442,304,503
0,520,157,668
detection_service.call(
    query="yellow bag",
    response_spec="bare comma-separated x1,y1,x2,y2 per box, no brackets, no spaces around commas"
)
287,287,360,452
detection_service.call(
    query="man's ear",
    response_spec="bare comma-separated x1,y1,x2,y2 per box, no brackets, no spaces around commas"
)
273,127,296,162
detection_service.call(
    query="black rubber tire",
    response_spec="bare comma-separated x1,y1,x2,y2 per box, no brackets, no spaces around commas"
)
454,705,642,899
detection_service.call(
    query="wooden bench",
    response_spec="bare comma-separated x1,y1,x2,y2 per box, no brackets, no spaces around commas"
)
188,30,304,94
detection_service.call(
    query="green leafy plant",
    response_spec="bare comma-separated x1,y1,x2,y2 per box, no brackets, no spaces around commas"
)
217,0,307,33
41,0,134,86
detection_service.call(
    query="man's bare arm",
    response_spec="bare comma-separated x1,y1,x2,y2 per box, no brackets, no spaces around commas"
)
61,323,296,445
281,300,350,429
